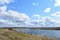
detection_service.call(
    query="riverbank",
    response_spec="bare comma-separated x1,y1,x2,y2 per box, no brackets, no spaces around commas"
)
0,28,57,40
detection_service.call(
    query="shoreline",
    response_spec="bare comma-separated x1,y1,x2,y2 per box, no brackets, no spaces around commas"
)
0,28,57,40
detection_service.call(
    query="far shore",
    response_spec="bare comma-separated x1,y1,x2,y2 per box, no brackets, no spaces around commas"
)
2,27,60,30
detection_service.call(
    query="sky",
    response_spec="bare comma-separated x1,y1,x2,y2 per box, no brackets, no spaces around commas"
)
0,0,60,27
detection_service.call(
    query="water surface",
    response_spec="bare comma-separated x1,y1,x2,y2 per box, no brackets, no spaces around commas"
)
13,29,60,38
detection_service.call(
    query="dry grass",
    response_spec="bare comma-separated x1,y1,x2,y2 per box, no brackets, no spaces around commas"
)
0,29,57,40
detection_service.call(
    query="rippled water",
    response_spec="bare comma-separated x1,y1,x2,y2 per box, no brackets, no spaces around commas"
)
13,29,60,38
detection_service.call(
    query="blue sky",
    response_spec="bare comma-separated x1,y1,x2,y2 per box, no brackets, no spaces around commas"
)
7,0,53,16
0,0,60,27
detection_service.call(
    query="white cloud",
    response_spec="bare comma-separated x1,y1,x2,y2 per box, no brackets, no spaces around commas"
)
54,0,60,7
44,8,51,13
30,16,58,27
45,17,56,22
0,19,7,23
42,16,58,27
7,10,30,22
0,8,30,22
51,11,60,27
0,6,7,11
33,3,38,6
0,6,60,27
52,11,60,17
0,6,30,27
41,16,56,27
31,13,60,27
0,0,14,4
33,14,40,19
0,19,15,27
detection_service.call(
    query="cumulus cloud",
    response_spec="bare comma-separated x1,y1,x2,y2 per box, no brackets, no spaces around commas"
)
52,11,60,17
40,16,56,27
0,19,15,27
0,6,29,22
0,6,60,27
44,17,57,27
54,0,60,7
0,0,14,5
0,6,7,11
7,10,30,22
0,6,30,27
0,19,8,23
44,8,51,13
33,14,40,19
29,16,58,27
51,11,60,27
0,9,60,27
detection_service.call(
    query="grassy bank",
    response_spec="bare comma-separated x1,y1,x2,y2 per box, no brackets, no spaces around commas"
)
0,29,57,40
